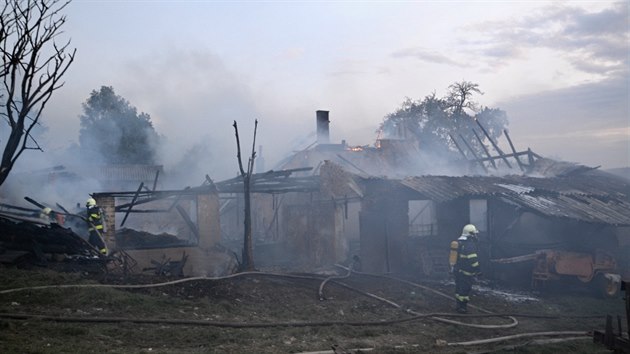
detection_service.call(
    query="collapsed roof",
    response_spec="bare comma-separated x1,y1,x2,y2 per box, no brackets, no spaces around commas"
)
399,168,630,226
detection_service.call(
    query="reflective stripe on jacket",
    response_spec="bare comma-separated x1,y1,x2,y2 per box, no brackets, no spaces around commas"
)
87,206,103,231
455,236,480,276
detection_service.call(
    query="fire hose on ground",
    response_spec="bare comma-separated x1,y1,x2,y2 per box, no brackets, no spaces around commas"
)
0,267,517,329
328,264,518,329
0,270,605,346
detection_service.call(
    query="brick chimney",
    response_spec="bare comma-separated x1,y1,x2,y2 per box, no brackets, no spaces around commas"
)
316,110,330,144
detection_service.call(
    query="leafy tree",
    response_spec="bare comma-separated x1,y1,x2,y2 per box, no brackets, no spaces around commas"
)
380,81,508,160
0,0,75,186
79,86,161,165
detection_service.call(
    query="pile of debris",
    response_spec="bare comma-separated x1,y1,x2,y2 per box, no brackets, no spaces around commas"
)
0,214,103,267
116,228,188,249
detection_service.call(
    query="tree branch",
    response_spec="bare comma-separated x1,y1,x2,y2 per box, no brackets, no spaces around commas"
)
247,119,258,175
233,120,246,176
0,0,75,186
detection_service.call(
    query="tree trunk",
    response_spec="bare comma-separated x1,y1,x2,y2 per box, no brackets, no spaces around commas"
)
241,175,254,271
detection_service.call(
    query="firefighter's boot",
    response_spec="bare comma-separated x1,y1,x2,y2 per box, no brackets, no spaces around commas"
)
456,301,467,314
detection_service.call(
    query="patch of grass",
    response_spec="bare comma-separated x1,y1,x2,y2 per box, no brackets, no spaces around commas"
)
492,340,610,354
0,267,624,353
0,267,89,289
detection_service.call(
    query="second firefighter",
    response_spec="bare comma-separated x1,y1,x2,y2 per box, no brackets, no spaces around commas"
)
452,224,481,313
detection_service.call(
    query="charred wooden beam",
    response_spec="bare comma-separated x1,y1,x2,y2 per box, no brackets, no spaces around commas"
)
472,129,497,169
97,168,318,201
55,203,70,213
0,210,43,221
204,175,219,192
215,176,319,194
491,253,539,264
120,182,144,227
152,169,160,191
335,153,371,176
459,134,488,174
175,205,199,244
528,148,535,165
449,133,469,161
114,188,198,211
167,187,190,212
254,167,313,180
504,129,525,172
475,119,512,168
470,150,532,163
265,194,285,238
116,209,172,213
0,202,39,213
218,167,314,185
96,184,216,199
24,196,46,209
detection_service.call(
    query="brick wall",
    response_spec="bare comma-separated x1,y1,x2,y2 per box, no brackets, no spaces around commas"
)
94,195,116,250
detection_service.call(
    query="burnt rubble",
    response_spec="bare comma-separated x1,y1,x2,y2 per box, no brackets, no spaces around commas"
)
0,214,104,267
116,228,188,249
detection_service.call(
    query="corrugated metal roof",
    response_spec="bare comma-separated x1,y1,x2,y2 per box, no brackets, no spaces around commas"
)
501,193,630,226
401,173,630,226
400,175,508,202
495,183,535,194
52,165,164,182
94,165,163,181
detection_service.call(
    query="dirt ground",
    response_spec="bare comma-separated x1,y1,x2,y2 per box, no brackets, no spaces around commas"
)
0,265,626,354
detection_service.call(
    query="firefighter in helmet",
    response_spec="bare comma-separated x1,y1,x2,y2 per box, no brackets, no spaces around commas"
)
451,224,481,313
39,207,54,223
39,207,65,225
86,197,108,255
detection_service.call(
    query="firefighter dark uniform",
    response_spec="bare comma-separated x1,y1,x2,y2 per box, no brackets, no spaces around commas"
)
86,198,108,255
453,224,481,313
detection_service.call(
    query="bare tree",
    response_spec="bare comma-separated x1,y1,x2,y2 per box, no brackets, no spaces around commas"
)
380,81,508,162
446,81,482,116
0,0,75,186
233,119,258,271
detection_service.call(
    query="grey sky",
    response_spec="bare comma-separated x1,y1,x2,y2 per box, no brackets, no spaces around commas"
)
12,0,629,184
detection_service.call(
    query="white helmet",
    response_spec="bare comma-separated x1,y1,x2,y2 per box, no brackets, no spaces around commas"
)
42,207,52,215
86,198,96,207
462,224,479,235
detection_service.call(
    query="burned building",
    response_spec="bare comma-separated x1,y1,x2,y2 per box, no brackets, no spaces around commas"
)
217,110,436,269
347,160,630,295
90,182,237,277
3,109,627,298
217,111,629,296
